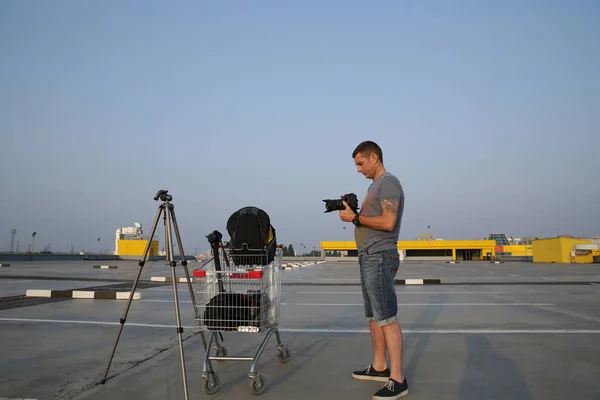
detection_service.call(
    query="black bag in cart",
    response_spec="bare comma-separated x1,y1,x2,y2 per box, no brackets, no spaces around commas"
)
203,291,267,331
226,206,277,266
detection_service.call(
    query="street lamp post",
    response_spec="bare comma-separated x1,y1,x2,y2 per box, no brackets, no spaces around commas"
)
31,232,37,261
10,229,17,253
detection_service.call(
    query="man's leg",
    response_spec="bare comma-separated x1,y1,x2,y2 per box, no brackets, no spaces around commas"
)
378,249,403,381
370,319,388,371
352,254,391,382
361,254,388,371
371,250,409,399
382,321,404,383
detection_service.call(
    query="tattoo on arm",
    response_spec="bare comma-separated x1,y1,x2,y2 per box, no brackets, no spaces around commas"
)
382,198,400,214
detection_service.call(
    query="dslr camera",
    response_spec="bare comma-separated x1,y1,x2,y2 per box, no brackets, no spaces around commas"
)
323,193,359,213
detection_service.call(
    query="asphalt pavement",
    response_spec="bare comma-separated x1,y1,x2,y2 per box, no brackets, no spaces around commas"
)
1,259,600,399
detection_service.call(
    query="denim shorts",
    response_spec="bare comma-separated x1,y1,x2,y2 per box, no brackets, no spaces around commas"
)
358,248,400,327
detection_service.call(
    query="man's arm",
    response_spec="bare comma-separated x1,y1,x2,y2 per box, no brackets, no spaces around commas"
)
356,197,400,232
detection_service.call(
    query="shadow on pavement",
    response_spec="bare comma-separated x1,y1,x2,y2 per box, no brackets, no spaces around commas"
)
403,293,449,381
459,335,532,400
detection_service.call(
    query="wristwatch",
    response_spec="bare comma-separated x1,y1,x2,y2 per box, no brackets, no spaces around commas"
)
352,213,361,227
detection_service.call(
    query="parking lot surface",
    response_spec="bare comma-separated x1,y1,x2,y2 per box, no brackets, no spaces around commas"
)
1,259,600,399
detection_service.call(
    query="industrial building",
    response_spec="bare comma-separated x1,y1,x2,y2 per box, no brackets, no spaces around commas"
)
321,234,497,262
532,237,600,264
320,233,600,263
114,223,158,257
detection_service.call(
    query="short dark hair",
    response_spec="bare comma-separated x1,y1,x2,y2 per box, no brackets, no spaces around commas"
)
352,140,383,163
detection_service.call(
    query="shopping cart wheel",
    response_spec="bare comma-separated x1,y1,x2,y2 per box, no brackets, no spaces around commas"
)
250,374,267,395
278,347,291,363
202,373,220,394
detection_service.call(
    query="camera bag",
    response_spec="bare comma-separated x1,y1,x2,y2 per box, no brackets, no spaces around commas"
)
203,292,256,331
203,289,269,331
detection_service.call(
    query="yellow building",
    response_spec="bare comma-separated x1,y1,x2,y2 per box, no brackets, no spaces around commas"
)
499,245,533,257
532,237,598,264
321,238,497,261
117,239,159,257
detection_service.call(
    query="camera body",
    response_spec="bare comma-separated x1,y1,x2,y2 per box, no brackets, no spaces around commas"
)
323,193,359,213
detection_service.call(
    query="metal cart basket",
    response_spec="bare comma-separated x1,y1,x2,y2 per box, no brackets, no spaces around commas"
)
194,247,290,395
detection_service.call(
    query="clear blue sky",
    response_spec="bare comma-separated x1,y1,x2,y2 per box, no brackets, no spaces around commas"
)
1,0,599,254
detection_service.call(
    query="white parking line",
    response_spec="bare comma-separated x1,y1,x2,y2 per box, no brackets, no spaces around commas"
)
142,299,193,303
1,317,599,334
510,274,519,277
140,299,553,307
0,317,185,329
542,277,557,281
314,278,360,281
279,328,600,334
140,300,553,307
281,303,553,306
296,291,504,295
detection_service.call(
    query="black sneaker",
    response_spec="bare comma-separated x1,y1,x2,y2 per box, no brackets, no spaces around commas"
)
373,378,409,399
351,365,390,383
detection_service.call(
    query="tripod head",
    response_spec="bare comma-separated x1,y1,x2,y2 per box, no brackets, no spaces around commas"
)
154,190,173,202
206,230,223,248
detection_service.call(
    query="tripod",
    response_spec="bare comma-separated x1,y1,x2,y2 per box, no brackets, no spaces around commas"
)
100,190,206,400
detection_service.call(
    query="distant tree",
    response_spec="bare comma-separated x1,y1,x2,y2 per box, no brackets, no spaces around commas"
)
288,244,295,256
282,246,289,256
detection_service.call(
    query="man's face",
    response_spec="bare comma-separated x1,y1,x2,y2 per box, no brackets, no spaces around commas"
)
354,152,377,179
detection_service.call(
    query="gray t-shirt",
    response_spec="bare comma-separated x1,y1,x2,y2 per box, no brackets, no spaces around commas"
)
354,172,405,255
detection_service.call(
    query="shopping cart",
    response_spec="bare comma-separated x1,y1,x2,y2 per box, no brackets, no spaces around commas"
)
194,246,290,395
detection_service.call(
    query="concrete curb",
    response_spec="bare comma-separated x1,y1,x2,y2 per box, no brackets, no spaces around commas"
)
25,289,141,300
150,276,200,283
93,265,118,269
281,262,317,270
0,397,38,400
395,279,441,285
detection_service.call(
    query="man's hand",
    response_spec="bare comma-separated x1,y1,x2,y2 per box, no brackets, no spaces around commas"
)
339,197,356,223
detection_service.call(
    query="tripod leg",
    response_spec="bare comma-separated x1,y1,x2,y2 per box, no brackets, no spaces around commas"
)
169,204,207,351
165,204,190,400
101,204,164,384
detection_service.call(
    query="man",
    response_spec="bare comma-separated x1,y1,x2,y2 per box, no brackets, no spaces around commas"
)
339,140,408,399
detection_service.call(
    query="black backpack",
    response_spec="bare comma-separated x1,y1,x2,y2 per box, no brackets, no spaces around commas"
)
226,206,277,265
